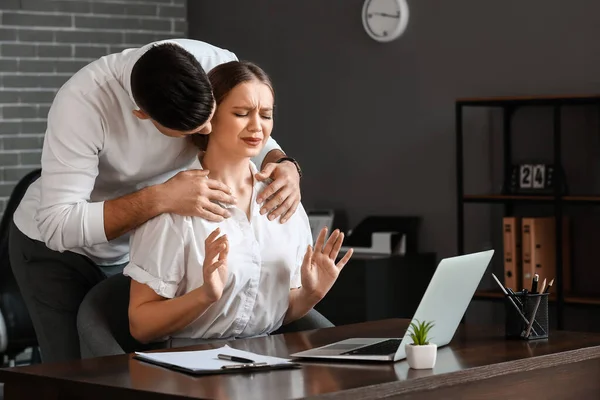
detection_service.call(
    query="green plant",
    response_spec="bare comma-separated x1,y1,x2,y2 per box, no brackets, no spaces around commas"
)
407,319,434,345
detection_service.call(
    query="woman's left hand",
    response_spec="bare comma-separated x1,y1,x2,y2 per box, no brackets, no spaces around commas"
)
300,227,354,301
255,161,300,223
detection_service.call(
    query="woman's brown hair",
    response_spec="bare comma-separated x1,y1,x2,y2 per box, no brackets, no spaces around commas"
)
190,60,274,151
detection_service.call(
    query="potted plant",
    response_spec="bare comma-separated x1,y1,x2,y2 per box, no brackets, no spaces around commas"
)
405,319,437,369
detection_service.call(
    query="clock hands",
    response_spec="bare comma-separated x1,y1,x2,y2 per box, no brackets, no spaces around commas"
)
368,11,400,19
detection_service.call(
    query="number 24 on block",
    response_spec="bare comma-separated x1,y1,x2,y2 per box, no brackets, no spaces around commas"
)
519,164,546,189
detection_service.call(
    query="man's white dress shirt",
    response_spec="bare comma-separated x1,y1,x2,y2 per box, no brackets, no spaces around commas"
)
13,39,281,265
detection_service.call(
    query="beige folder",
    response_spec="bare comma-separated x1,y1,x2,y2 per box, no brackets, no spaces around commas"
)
521,217,571,292
502,217,521,291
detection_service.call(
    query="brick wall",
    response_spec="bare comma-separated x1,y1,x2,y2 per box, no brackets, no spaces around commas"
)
0,0,187,216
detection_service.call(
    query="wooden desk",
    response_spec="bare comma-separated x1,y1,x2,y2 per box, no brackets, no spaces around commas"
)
2,319,600,399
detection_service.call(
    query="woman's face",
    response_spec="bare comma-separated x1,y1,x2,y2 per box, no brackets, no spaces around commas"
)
208,79,274,159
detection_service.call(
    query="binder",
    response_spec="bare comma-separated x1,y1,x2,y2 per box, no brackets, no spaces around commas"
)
502,217,521,291
521,217,571,292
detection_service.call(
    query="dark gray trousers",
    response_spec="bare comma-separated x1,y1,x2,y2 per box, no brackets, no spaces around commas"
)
9,221,123,363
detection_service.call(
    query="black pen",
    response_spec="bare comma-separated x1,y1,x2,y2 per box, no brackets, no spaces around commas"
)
218,354,255,364
221,362,267,370
531,274,539,294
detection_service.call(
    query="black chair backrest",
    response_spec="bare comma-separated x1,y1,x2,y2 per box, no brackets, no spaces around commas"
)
0,168,41,263
0,168,42,354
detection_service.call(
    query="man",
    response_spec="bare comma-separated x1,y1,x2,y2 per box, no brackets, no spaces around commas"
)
9,39,303,363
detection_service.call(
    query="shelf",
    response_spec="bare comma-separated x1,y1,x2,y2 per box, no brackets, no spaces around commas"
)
474,290,600,306
474,290,556,302
564,296,600,306
463,194,553,204
563,196,600,204
456,94,600,107
473,290,505,300
463,194,600,205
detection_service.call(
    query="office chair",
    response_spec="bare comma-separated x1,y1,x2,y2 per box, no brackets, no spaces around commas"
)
78,272,334,358
77,273,163,358
0,168,42,367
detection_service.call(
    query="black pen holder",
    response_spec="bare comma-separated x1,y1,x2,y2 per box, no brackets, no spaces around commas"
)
505,292,549,340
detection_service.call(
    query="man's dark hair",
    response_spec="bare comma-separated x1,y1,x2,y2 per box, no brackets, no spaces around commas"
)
131,43,214,131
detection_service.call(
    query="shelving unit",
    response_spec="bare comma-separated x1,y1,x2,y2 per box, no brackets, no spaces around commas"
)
456,94,600,330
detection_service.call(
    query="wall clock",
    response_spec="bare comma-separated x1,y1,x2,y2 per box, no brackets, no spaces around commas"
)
362,0,409,43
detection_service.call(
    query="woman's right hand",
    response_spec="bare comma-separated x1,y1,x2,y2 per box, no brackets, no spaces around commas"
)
160,169,237,222
201,228,229,302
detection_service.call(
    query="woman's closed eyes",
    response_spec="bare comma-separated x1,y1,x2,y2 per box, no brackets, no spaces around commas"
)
233,112,273,120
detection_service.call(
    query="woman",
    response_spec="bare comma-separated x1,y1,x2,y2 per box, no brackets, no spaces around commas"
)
124,61,353,343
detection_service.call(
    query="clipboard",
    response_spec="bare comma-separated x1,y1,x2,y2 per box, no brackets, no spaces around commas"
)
133,345,302,376
133,355,301,376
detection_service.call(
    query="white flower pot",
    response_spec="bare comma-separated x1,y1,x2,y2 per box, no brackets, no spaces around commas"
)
405,343,437,369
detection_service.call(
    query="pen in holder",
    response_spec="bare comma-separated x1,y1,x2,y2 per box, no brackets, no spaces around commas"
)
505,291,549,340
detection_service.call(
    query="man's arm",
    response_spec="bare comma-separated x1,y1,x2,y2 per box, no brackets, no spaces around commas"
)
103,185,164,241
37,90,235,251
103,168,234,241
251,135,283,170
262,148,285,170
36,91,111,251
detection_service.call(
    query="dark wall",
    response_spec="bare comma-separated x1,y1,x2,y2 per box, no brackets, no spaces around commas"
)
188,0,600,261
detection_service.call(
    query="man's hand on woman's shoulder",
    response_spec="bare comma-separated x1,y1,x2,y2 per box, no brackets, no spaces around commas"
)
158,169,237,222
255,160,301,224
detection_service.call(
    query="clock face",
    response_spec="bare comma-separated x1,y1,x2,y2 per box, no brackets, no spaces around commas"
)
362,0,409,42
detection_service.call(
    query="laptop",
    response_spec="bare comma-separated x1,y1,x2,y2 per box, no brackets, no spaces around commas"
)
290,249,494,362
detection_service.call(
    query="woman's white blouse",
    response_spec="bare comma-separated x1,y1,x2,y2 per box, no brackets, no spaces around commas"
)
123,158,312,339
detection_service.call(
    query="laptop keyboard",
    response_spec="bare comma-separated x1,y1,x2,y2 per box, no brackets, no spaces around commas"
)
341,339,402,356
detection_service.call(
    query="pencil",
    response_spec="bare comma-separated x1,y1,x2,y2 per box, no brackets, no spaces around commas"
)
544,278,554,294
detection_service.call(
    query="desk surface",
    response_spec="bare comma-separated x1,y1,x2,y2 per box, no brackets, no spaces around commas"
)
3,319,600,400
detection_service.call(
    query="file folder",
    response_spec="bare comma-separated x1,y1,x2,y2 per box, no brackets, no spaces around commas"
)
521,217,571,292
502,217,521,290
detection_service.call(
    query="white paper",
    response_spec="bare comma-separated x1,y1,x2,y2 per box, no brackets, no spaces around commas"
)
135,345,293,372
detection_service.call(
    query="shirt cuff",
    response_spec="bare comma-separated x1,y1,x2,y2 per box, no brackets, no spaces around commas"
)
123,262,179,298
252,136,281,168
87,201,108,245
